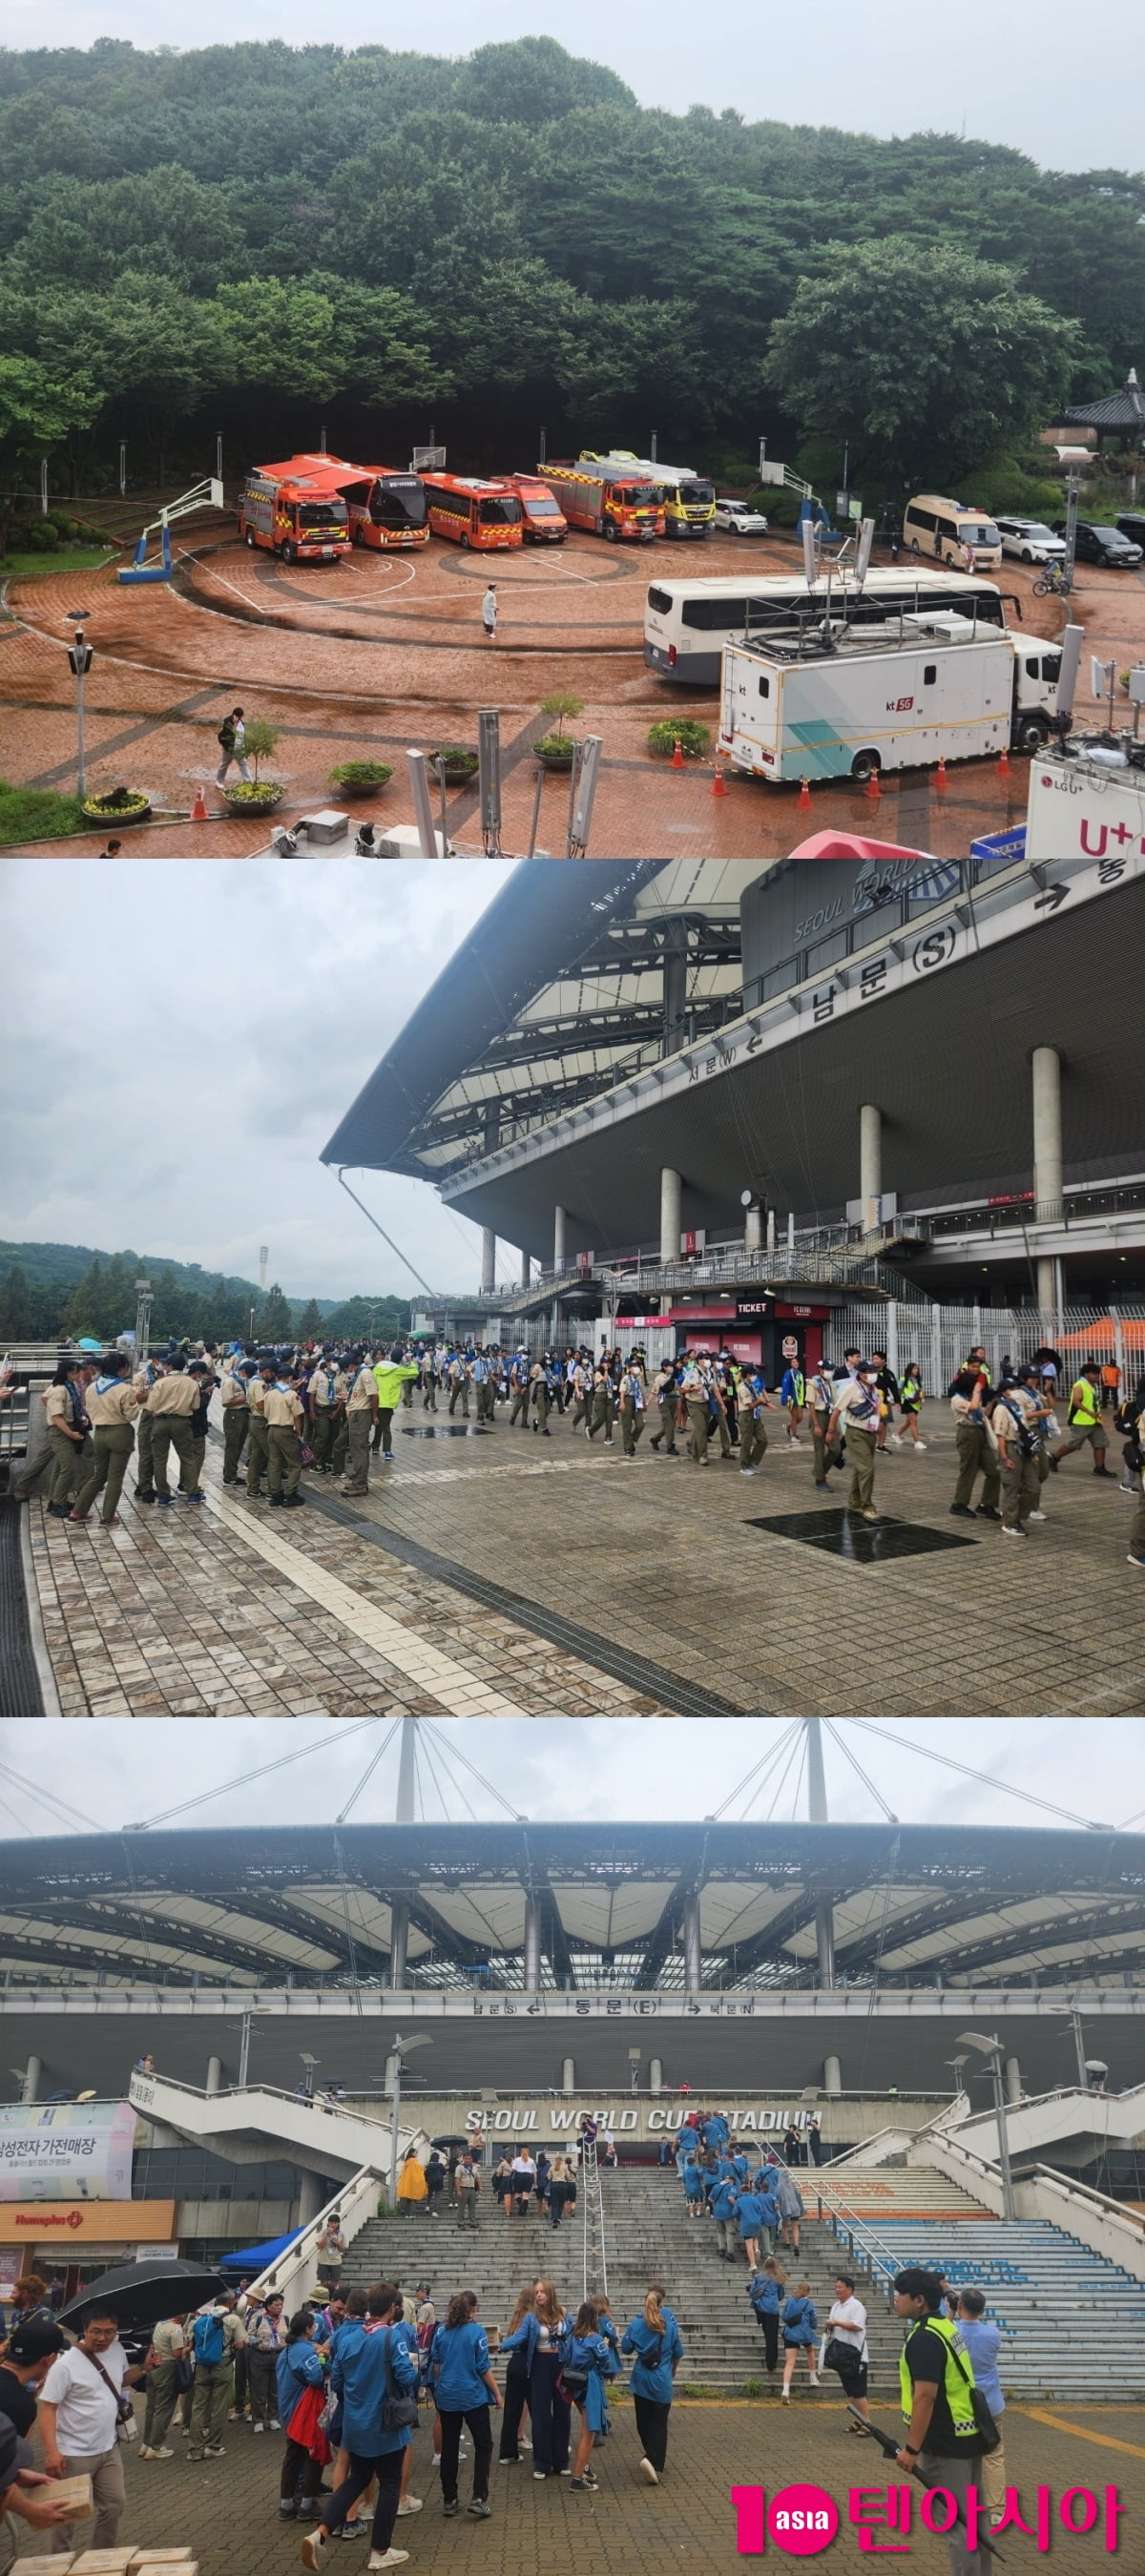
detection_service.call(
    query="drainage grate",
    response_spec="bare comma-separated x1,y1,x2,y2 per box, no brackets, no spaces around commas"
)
398,1424,490,1439
746,1508,978,1565
0,1500,46,1714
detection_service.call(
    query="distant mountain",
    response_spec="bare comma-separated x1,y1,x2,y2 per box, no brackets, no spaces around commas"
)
0,1240,335,1309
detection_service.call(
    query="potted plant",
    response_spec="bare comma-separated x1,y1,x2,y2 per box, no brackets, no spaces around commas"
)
532,691,585,772
221,718,285,814
647,717,712,760
81,783,152,828
328,758,393,799
430,744,479,784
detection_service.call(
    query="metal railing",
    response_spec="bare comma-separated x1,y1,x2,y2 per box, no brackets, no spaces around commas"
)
580,2130,608,2305
813,2176,908,2312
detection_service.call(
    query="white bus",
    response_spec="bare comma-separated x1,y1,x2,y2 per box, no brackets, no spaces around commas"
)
644,567,1006,687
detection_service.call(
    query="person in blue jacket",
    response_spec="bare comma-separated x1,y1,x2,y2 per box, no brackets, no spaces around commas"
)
427,2292,501,2519
710,2169,740,2260
277,2311,326,2520
681,2154,704,2216
780,2279,821,2401
301,2280,419,2572
565,2300,619,2491
500,2280,571,2480
747,2256,785,2375
735,2183,766,2270
620,2286,684,2483
753,2163,781,2255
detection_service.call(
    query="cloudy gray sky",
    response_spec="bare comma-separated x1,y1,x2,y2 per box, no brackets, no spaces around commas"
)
1,859,513,1305
0,1716,1129,1839
2,1,1128,171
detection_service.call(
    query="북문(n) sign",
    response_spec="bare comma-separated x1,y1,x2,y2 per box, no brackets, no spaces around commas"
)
0,2101,136,2202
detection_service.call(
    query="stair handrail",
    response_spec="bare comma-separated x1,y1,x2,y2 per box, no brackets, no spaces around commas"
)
246,2159,385,2309
579,2129,608,2306
812,2173,921,2312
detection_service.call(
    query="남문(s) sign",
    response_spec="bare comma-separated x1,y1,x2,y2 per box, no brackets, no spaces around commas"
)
0,2101,137,2202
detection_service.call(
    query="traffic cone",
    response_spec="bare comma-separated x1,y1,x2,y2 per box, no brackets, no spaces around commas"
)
865,768,881,800
935,758,948,793
797,778,812,812
671,737,684,768
711,763,727,798
191,784,208,821
999,744,1010,775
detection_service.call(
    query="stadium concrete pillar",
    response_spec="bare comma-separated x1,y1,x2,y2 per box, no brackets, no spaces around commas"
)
650,2058,663,2095
744,1200,763,1251
297,2171,323,2228
1005,2055,1022,2106
20,2056,40,2105
523,1893,542,1991
682,1892,702,1993
562,2059,575,2095
766,1208,777,1251
663,934,688,1056
481,1229,496,1293
660,1167,681,1265
553,1206,567,1274
520,1246,531,1287
859,1102,883,1221
205,2055,222,2096
1032,1046,1063,1227
823,2055,842,2097
389,1901,409,1990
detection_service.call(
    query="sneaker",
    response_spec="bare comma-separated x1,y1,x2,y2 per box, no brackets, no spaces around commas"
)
1001,1523,1028,1537
395,2499,422,2517
739,1467,758,1478
1093,1465,1113,1477
280,2502,297,2519
135,1490,156,1504
809,2373,821,2386
639,2458,659,2484
949,1503,975,1519
156,1494,175,1506
138,2445,157,2459
183,1490,205,1504
366,2557,408,2572
532,2470,549,2482
570,2477,592,2490
1028,1509,1047,1523
975,1504,1001,1521
253,2420,265,2433
339,2526,364,2540
151,2445,174,2459
861,1506,878,1521
914,1441,926,1450
270,2418,281,2429
301,2533,326,2572
443,2500,460,2518
814,1479,830,1491
889,1433,902,1447
1128,1553,1145,1568
202,2444,226,2458
467,2500,492,2518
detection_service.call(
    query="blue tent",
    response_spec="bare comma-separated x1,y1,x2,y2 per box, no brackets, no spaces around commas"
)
219,2230,302,2273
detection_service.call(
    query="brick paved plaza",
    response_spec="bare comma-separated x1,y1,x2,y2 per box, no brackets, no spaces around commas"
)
22,2395,1142,2576
5,523,1138,860
23,1395,1141,1717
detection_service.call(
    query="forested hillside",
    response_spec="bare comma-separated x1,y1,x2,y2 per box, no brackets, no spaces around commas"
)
0,35,1140,504
0,1242,408,1344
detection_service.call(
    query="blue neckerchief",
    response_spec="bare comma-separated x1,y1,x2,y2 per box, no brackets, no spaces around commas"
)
94,1374,123,1397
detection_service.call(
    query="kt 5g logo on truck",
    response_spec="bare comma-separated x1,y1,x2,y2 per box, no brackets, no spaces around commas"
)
885,695,915,713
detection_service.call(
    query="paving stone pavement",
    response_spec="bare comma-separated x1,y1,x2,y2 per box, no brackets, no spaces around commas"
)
14,2397,1140,2576
22,1392,1143,1716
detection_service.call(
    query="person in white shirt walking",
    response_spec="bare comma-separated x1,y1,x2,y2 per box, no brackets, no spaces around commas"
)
38,2303,144,2553
481,585,498,642
215,706,252,786
824,2274,870,2429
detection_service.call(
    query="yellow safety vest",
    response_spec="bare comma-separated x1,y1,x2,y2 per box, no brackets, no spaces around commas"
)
1069,1377,1101,1428
899,2314,979,2440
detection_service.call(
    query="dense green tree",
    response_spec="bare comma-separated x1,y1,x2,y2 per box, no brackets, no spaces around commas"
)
0,1263,32,1340
765,239,1081,491
259,1282,293,1340
296,1299,323,1340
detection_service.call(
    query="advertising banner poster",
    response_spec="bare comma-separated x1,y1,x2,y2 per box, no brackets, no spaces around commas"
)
0,2101,136,2202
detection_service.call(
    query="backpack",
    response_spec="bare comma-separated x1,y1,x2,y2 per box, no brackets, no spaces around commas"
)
1114,1397,1141,1441
217,719,236,751
193,2310,225,2367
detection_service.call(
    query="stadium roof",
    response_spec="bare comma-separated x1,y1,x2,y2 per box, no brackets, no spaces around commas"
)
2,1821,1142,1995
322,862,748,1184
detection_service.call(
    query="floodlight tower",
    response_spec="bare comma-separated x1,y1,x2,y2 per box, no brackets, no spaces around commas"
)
389,1717,416,1989
805,1719,836,1988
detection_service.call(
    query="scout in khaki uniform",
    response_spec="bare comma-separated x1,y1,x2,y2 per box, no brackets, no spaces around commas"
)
529,1359,552,1436
508,1351,531,1428
133,1356,164,1501
826,1361,882,1519
220,1356,253,1485
70,1351,139,1526
587,1362,614,1443
617,1358,647,1456
806,1364,842,1490
246,1364,273,1495
308,1354,345,1473
263,1373,305,1505
43,1361,94,1514
994,1366,1051,1538
739,1368,779,1476
679,1356,710,1465
148,1357,204,1503
648,1362,680,1455
341,1353,379,1495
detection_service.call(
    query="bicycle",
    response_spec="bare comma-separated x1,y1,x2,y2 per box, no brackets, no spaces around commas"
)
1032,562,1069,597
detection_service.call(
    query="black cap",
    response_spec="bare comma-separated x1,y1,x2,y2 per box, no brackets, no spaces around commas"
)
6,2317,66,2365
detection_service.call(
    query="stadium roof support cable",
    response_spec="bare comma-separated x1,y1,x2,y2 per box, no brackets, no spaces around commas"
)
704,1721,799,1820
845,1718,1108,1833
336,1170,440,1299
823,1719,899,1823
0,1762,100,1837
123,1716,386,1831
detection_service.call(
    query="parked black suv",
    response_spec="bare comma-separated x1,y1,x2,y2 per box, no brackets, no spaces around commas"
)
1055,519,1143,568
1115,512,1145,549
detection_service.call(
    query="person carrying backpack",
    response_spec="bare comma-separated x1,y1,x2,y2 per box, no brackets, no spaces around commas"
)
620,2286,684,2483
747,2257,785,2375
187,2295,246,2461
780,2282,820,2400
563,2300,618,2491
215,705,252,788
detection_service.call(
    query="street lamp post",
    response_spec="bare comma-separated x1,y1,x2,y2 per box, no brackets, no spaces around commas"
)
65,615,94,799
387,2032,432,2204
958,2030,1015,2221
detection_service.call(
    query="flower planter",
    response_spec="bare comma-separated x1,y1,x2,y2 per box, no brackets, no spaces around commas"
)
328,764,393,799
533,746,575,773
221,782,285,816
430,752,479,787
81,792,152,828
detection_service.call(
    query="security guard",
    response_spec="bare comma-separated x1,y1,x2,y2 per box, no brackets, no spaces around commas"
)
148,1354,203,1505
341,1350,379,1494
739,1368,778,1477
373,1344,420,1457
70,1353,138,1527
892,2267,989,2574
220,1353,253,1485
263,1370,305,1506
648,1361,681,1456
1054,1361,1111,1476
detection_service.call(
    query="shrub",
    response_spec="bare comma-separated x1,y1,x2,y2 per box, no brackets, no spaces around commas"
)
536,689,584,742
532,731,577,758
220,779,283,807
328,758,393,791
432,745,479,773
0,779,86,846
83,784,149,816
647,717,711,759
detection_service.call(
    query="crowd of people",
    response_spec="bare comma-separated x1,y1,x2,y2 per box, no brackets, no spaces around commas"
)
10,1325,1142,1566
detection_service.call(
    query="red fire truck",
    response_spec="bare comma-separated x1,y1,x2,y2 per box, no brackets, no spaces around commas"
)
420,472,525,550
332,463,429,549
237,456,351,562
505,475,568,544
537,457,663,541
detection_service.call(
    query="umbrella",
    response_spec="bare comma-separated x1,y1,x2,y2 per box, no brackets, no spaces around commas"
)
60,2259,228,2334
219,2232,302,2274
430,2133,474,2149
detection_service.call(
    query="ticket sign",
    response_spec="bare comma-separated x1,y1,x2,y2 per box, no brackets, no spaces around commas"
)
0,2101,137,2202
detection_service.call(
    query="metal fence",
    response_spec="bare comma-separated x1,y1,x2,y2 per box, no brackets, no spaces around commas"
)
822,1303,1145,1387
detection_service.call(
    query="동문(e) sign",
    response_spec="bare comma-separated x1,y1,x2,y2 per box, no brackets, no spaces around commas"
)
0,2101,136,2202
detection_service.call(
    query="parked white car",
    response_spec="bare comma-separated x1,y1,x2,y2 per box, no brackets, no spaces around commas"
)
714,497,769,534
994,515,1068,565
